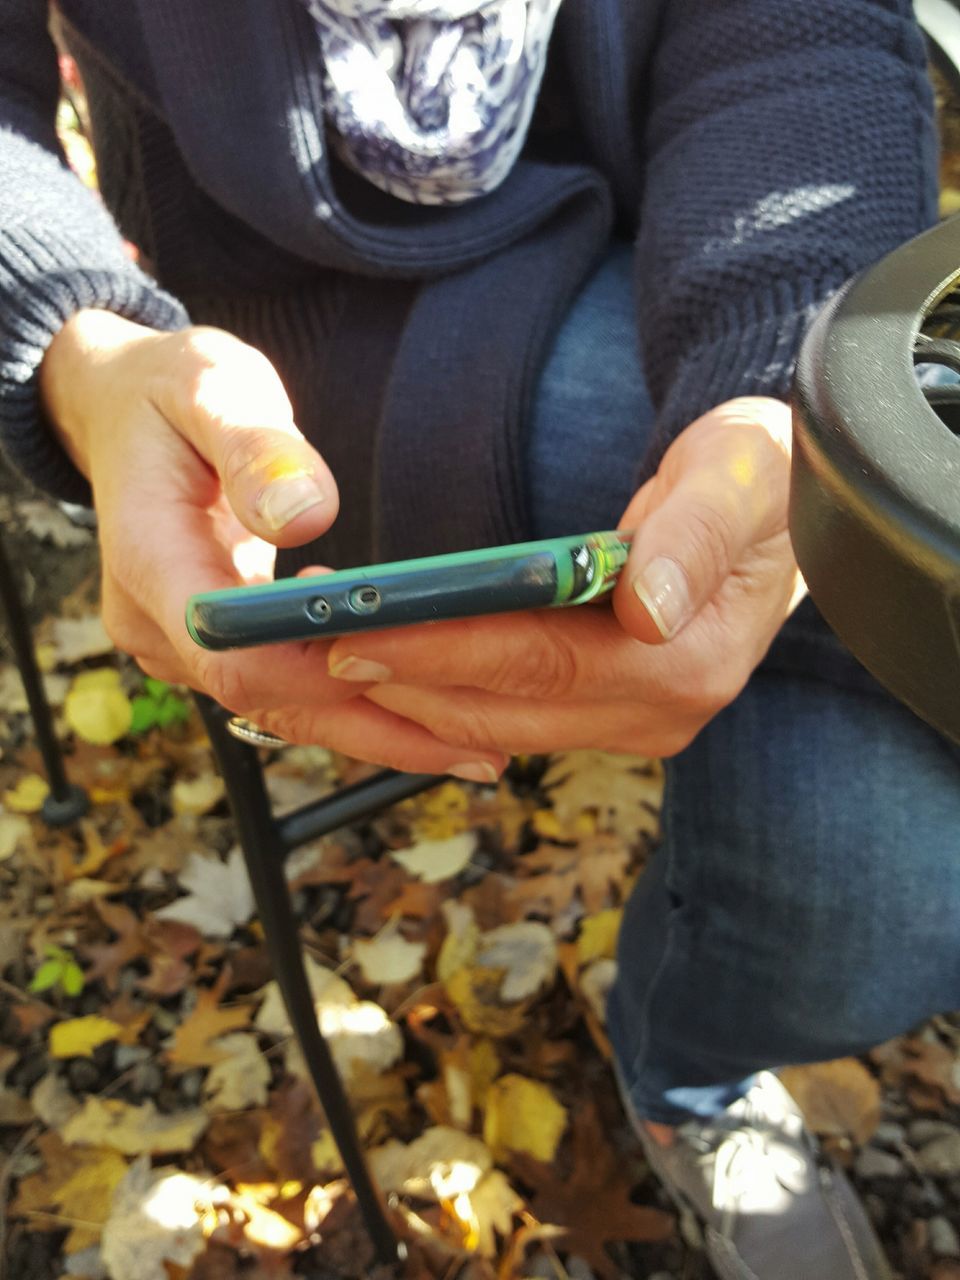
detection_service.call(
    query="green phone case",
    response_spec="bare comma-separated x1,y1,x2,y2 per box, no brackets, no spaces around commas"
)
186,531,631,650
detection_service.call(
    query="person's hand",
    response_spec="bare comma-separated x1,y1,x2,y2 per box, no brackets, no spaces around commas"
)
38,309,510,780
323,397,805,758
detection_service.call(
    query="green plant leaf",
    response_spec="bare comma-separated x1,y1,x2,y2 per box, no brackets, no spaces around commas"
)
129,695,160,735
144,677,170,701
30,959,64,993
156,694,190,728
61,961,86,997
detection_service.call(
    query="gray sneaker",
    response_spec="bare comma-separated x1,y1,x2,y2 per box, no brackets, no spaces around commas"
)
617,1069,892,1280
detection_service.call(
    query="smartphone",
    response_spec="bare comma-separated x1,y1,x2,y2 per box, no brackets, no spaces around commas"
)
186,531,632,650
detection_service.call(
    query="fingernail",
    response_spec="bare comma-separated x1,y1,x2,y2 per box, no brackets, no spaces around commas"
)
448,761,500,784
632,556,692,639
329,655,392,682
258,473,326,531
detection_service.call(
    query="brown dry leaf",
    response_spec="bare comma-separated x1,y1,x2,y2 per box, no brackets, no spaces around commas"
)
11,1131,128,1252
871,1034,960,1108
62,1096,209,1155
83,898,146,989
99,993,155,1045
519,1103,674,1279
57,822,130,884
381,880,444,920
167,967,252,1070
259,1079,322,1182
780,1058,882,1145
0,1090,33,1125
541,751,662,842
468,778,539,852
139,918,204,998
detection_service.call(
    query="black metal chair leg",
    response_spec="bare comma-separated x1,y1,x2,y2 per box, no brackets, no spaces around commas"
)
197,695,438,1266
0,529,87,825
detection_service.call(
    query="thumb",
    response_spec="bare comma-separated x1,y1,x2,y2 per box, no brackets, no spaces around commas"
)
155,327,339,546
614,398,792,643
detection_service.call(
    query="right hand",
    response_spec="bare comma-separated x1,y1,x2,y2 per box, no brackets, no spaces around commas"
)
39,309,508,781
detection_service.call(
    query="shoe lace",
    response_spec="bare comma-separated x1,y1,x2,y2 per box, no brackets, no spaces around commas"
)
694,1109,809,1240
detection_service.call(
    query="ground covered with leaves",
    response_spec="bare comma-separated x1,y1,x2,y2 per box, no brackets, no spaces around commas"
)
3,482,960,1280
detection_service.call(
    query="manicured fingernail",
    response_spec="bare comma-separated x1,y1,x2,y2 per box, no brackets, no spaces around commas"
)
448,761,500,784
329,656,392,682
632,556,692,639
258,473,326,531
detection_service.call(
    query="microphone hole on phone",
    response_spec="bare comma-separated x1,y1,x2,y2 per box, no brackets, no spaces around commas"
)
306,597,332,623
349,585,381,615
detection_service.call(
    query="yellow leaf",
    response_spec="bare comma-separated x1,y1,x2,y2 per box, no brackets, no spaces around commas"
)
445,967,527,1038
0,811,31,860
55,1148,128,1253
65,670,132,745
35,641,58,673
3,774,49,814
401,780,470,841
482,1074,567,1162
576,908,623,965
50,1016,123,1060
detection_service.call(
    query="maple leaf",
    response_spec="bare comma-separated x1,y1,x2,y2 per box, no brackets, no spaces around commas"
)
156,847,255,939
166,966,252,1070
83,899,145,990
139,918,204,997
517,1103,673,1279
203,1033,271,1112
541,751,662,843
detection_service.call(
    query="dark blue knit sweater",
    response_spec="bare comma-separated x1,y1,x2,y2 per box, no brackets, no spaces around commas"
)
0,0,939,564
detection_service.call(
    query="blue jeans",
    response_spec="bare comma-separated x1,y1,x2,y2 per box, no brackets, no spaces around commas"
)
526,245,960,1125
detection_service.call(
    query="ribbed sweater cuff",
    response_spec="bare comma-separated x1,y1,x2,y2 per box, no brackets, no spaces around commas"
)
637,287,825,485
0,225,189,505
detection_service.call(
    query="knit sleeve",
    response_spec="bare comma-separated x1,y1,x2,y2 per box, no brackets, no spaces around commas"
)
0,1,188,504
633,0,939,479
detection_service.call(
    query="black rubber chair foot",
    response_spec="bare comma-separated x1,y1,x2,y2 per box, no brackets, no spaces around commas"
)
41,784,89,826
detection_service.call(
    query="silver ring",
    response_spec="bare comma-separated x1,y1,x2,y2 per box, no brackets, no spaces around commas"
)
225,716,288,748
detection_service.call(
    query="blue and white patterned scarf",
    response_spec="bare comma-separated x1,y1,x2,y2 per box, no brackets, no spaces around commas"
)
301,0,563,205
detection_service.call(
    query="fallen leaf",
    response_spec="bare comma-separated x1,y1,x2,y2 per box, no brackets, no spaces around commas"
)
469,1169,523,1257
50,1015,123,1059
287,1000,404,1087
49,613,115,665
101,1159,209,1280
3,773,49,813
156,848,255,939
0,1090,33,1125
519,1103,674,1279
778,1059,882,1145
11,1131,128,1252
398,781,470,841
390,832,477,883
65,668,133,745
351,919,426,985
0,664,69,714
62,1097,209,1155
203,1034,271,1112
576,909,622,965
473,921,557,1002
83,899,146,990
17,499,92,549
171,774,226,817
0,811,30,861
368,1125,493,1199
31,1072,82,1129
167,968,251,1070
541,751,662,842
482,1074,567,1162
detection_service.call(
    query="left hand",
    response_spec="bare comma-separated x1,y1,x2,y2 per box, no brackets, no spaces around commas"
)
325,396,805,761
